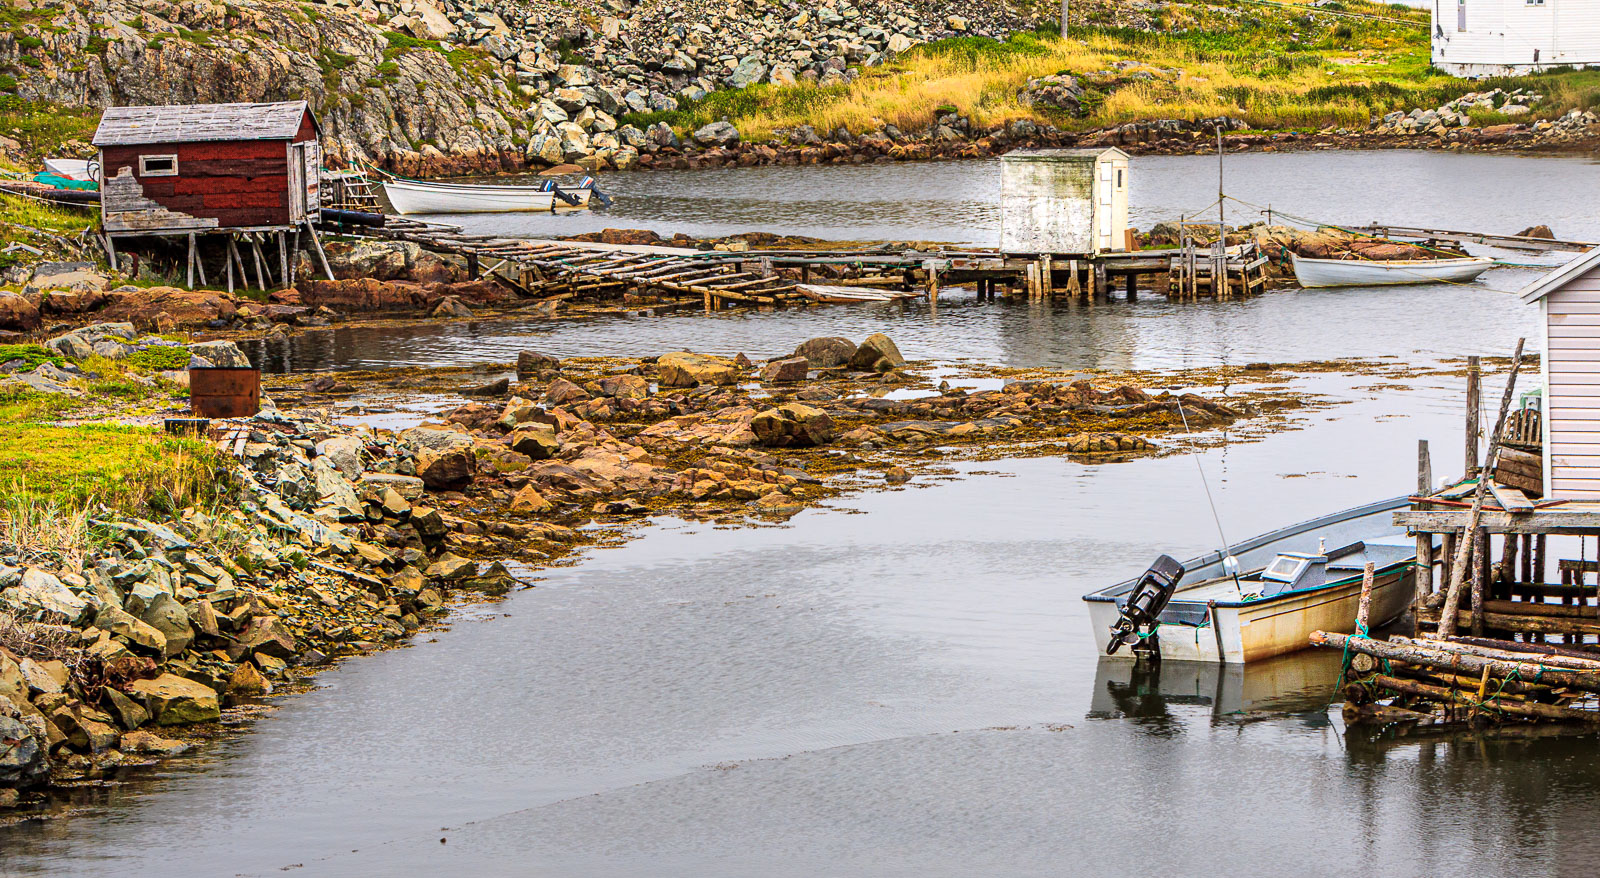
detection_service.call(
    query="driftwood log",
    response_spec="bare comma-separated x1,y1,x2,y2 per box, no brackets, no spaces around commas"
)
1310,630,1600,691
1369,674,1600,724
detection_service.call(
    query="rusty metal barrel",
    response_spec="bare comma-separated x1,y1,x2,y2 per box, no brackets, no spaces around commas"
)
189,367,261,419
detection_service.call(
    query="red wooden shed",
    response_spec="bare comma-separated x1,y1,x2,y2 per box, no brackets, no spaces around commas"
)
92,100,322,236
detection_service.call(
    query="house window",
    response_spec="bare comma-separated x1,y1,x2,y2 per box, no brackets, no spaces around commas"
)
1527,0,1544,5
1116,169,1124,188
139,154,178,176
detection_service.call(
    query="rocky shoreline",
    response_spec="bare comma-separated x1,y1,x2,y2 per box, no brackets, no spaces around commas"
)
1,318,1308,815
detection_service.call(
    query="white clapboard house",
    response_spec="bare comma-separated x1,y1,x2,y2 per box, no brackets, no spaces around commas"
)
1433,0,1600,76
1519,248,1600,500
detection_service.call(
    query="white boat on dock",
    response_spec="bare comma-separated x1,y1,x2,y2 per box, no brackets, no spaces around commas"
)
381,175,598,215
1084,497,1418,663
1290,253,1493,288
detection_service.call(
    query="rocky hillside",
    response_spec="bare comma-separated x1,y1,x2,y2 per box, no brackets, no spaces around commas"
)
5,0,1030,174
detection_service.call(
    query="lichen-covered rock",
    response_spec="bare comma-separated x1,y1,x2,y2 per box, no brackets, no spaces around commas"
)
0,714,47,789
849,333,906,371
793,337,856,368
415,445,477,489
658,352,739,387
760,356,809,383
125,674,220,726
750,403,835,447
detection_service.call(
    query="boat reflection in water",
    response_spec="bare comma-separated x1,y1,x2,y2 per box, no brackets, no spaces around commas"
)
1089,651,1346,725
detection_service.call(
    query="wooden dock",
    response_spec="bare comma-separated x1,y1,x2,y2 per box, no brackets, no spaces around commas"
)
320,216,1273,310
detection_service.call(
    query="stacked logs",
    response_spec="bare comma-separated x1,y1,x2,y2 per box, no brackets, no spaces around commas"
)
1313,630,1600,726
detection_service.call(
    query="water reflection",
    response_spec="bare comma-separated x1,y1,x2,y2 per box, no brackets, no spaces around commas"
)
1089,651,1344,726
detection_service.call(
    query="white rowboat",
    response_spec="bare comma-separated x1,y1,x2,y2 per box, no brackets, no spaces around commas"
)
1083,497,1418,663
43,158,97,182
1291,253,1493,288
383,178,560,215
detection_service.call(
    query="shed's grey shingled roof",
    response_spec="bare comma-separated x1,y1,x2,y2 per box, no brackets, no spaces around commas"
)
92,101,317,146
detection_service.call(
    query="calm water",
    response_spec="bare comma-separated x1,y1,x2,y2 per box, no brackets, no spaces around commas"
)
3,154,1592,877
427,150,1600,246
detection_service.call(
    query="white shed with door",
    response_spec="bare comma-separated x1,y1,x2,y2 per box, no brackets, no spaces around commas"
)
1520,248,1600,499
998,147,1129,256
1433,0,1600,76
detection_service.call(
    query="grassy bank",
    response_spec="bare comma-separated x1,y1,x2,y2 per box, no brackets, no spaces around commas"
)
625,0,1600,140
0,357,219,549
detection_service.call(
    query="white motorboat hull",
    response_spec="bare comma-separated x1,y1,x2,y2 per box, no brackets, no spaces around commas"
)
1084,496,1419,663
383,179,560,215
1084,564,1413,663
1291,253,1493,288
43,158,96,182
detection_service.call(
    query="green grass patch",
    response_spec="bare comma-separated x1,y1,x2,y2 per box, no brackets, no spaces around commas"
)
120,345,191,372
16,35,42,50
0,421,219,512
0,344,62,370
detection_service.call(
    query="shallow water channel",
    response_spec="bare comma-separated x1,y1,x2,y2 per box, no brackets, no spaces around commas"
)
4,152,1598,876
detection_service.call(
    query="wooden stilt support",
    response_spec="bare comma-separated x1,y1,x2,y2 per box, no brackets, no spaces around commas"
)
225,242,234,295
1067,259,1082,298
1040,255,1052,298
251,235,268,289
186,233,197,290
925,259,940,303
304,219,336,281
277,231,289,290
229,237,248,290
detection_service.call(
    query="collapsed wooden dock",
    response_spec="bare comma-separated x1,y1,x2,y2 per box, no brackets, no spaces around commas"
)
1321,347,1600,729
327,215,1272,311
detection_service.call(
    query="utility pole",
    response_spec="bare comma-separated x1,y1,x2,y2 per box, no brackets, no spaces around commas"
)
1061,0,1068,38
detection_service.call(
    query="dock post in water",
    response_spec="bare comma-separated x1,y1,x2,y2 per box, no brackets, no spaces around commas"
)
1415,439,1434,615
1465,355,1482,479
1440,340,1526,637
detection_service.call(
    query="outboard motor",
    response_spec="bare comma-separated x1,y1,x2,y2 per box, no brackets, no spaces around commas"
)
1106,554,1185,657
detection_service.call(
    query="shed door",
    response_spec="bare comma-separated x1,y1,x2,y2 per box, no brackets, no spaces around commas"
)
289,143,319,222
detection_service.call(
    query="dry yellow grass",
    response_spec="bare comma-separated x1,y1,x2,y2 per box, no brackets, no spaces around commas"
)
629,1,1596,141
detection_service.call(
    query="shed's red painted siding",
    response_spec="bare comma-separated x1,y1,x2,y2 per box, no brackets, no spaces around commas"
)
99,106,317,232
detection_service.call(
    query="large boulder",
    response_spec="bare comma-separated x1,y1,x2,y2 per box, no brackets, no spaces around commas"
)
760,356,809,383
849,333,906,371
0,292,40,331
125,674,220,726
0,714,47,789
508,425,560,460
516,350,560,379
415,445,477,489
139,593,194,657
750,403,835,447
187,340,253,369
98,287,239,330
657,352,739,387
95,604,168,654
793,337,856,368
1,569,89,623
598,375,650,399
693,121,741,146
